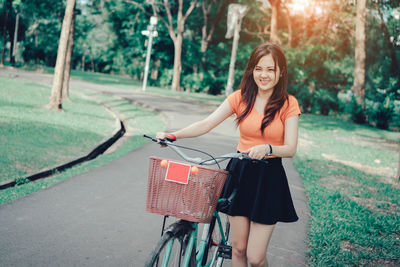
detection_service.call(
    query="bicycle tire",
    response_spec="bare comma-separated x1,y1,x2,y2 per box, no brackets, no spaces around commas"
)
144,221,196,267
203,214,230,267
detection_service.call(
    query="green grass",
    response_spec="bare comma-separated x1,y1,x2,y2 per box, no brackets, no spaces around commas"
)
294,114,400,266
70,69,142,87
0,75,115,181
0,73,164,204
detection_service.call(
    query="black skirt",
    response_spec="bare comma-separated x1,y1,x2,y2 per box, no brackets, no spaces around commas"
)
219,157,298,225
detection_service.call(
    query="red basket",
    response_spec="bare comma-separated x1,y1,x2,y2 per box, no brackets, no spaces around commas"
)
146,156,228,223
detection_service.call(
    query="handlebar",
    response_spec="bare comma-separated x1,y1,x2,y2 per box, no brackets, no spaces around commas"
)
143,135,250,167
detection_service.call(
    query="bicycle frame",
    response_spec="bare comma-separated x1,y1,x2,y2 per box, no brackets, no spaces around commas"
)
195,211,227,267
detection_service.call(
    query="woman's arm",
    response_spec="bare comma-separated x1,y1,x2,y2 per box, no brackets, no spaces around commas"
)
271,115,299,158
245,115,299,159
156,99,233,140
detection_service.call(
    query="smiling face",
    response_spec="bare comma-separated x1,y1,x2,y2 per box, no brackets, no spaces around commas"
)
252,54,281,93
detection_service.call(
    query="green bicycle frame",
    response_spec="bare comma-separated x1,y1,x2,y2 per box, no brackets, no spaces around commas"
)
196,211,226,267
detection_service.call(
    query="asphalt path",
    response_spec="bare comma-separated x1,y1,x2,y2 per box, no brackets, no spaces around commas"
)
0,68,309,266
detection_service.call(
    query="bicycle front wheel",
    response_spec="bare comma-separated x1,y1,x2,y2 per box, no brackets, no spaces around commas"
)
145,220,196,267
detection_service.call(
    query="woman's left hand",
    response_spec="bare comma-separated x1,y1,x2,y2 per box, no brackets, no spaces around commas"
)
243,145,268,160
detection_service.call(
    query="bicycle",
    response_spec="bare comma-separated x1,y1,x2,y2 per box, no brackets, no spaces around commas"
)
143,134,263,267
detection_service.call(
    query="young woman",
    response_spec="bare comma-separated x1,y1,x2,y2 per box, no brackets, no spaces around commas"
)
156,42,300,267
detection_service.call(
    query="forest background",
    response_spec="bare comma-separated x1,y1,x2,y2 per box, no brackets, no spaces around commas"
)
1,0,399,130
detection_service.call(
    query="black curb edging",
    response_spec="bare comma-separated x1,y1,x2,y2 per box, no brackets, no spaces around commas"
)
0,121,126,190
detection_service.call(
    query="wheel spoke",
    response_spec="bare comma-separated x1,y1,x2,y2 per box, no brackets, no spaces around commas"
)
144,221,196,267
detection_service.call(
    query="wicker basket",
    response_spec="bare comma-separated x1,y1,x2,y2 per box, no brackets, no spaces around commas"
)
146,156,228,223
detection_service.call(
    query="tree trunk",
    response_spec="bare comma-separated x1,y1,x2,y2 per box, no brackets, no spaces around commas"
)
1,0,11,67
200,1,210,57
171,33,183,91
225,17,242,96
397,151,400,180
126,0,197,91
9,20,14,65
11,12,19,66
169,0,186,92
376,0,399,80
269,0,280,44
8,5,15,65
150,59,160,80
200,0,229,70
283,5,292,48
82,55,85,71
200,0,228,54
91,57,95,72
200,0,212,79
48,0,76,110
62,5,75,101
351,0,366,107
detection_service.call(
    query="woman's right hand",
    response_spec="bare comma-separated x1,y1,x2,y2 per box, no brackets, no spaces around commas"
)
156,132,167,140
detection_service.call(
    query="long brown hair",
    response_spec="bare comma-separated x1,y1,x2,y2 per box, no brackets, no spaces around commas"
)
236,42,288,134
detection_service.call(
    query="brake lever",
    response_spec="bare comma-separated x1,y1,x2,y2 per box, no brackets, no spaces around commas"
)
143,134,168,146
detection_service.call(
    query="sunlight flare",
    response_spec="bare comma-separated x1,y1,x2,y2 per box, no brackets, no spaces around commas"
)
287,0,323,16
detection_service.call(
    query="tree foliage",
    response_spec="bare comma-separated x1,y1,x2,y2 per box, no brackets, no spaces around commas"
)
1,0,399,129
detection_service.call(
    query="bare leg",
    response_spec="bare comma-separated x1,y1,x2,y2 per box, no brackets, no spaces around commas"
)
229,216,250,267
246,222,276,267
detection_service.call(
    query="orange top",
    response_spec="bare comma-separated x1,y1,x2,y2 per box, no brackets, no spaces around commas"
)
227,90,301,152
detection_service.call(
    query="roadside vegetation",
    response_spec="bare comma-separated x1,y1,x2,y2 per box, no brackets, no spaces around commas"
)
0,75,115,182
3,0,398,130
0,73,164,204
294,114,400,266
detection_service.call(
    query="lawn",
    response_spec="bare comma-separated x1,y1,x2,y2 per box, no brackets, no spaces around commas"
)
0,73,164,204
0,75,115,181
294,114,400,266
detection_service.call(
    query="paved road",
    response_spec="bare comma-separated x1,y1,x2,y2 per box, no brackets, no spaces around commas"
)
0,68,309,266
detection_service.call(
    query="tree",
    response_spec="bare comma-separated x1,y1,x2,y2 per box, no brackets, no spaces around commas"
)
375,0,399,80
190,0,230,91
20,0,65,66
61,4,76,101
268,0,281,44
126,0,198,91
282,2,293,48
351,0,366,107
241,0,282,44
47,0,76,110
10,11,19,65
1,0,12,67
200,0,230,59
76,7,116,73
